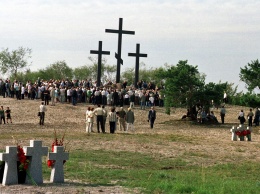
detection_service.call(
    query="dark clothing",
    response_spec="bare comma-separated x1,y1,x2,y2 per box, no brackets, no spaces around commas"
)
0,110,5,124
44,90,50,105
148,110,156,128
96,115,105,133
109,121,116,133
72,89,77,106
39,112,45,125
255,110,260,126
239,116,246,124
220,113,225,124
112,92,119,106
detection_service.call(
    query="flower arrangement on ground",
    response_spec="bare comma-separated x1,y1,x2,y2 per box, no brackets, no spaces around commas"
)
235,129,251,136
12,137,37,185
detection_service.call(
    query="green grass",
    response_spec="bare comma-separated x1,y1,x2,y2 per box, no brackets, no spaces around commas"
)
1,128,259,193
41,149,260,194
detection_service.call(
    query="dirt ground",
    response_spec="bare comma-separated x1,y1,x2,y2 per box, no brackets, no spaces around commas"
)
0,97,259,193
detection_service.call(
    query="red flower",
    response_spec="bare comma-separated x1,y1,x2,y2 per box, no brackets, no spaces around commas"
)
235,131,241,136
47,160,54,167
17,145,30,171
47,129,67,168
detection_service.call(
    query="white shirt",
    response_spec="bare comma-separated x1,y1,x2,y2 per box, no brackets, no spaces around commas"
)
239,111,244,117
39,104,47,112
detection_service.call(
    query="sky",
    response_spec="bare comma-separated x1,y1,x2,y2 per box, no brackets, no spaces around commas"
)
0,0,260,92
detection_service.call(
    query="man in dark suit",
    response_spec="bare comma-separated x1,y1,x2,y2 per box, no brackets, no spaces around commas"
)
148,106,156,129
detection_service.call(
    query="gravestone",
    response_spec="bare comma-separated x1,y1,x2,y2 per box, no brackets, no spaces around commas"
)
0,146,18,185
105,18,135,83
237,124,245,141
246,126,252,141
128,43,147,88
90,41,110,87
23,140,48,184
48,146,69,183
230,126,238,141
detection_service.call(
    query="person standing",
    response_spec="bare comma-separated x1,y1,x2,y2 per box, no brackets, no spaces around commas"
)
5,107,12,124
118,107,126,131
139,92,146,110
238,110,246,124
93,104,105,133
86,107,94,133
254,107,260,127
0,106,5,124
247,108,254,127
102,105,108,132
126,107,135,131
39,102,47,125
71,87,78,106
223,91,228,103
85,107,91,133
43,87,50,105
220,106,226,124
108,107,117,133
148,106,156,128
50,86,55,106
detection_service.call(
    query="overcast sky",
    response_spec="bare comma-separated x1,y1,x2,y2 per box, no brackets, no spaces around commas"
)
0,0,259,92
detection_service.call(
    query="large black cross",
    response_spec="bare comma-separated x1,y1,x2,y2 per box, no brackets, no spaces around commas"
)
90,41,110,87
105,18,135,83
128,44,148,88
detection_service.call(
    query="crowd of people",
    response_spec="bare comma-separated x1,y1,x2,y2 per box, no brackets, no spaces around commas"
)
0,78,159,131
1,77,259,129
238,108,260,127
182,104,260,127
0,78,164,108
84,104,156,134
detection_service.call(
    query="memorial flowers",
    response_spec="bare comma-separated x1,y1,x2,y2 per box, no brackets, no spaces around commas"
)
12,137,37,185
47,129,68,168
17,145,29,172
235,129,251,136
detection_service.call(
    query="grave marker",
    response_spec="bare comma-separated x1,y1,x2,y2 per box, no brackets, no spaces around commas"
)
0,146,18,185
23,140,48,184
105,18,135,83
48,146,69,183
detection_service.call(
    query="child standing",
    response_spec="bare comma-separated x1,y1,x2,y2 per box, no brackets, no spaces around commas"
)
5,107,12,124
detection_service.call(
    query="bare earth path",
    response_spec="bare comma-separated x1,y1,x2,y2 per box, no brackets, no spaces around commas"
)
0,97,259,193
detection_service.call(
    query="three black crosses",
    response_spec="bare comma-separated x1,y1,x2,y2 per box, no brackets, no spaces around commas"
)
90,18,147,87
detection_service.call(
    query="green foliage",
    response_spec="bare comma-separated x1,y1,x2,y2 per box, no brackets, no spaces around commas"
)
229,91,260,107
73,65,92,80
240,59,260,91
84,57,116,83
9,69,41,84
163,60,204,113
0,47,32,79
121,67,135,84
44,60,73,80
238,92,260,107
197,82,229,110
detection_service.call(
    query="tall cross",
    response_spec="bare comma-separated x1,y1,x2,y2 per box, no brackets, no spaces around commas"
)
48,146,69,183
105,18,135,83
90,41,110,87
23,140,48,184
128,44,148,88
0,146,19,186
